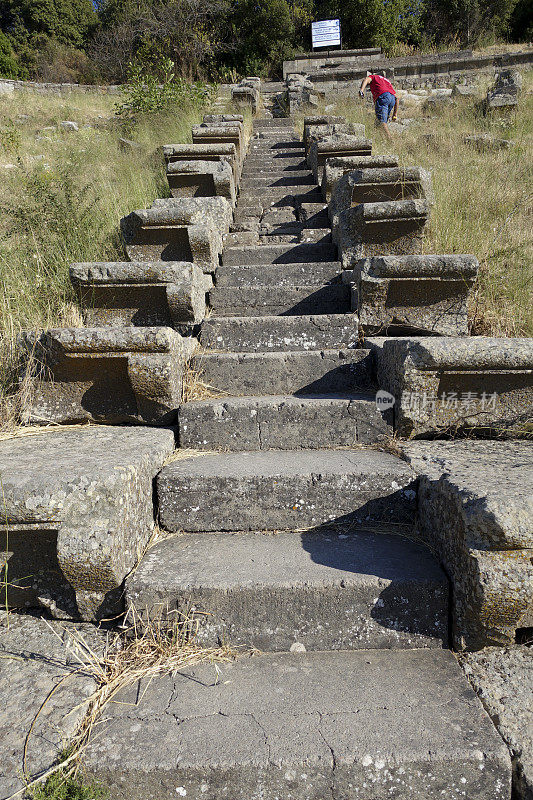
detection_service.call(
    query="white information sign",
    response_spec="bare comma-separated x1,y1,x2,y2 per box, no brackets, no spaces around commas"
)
311,19,341,49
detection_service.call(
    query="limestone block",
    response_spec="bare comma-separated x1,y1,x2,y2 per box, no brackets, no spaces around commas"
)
192,122,245,166
485,69,522,112
303,115,345,152
203,113,244,123
343,254,478,336
21,326,196,426
377,337,533,437
162,142,237,178
335,199,430,267
231,85,259,114
120,196,232,272
166,158,236,205
0,427,174,620
405,440,533,650
70,261,211,328
243,76,261,89
308,134,372,183
304,122,363,156
451,83,479,97
330,167,434,235
321,154,400,201
464,133,512,151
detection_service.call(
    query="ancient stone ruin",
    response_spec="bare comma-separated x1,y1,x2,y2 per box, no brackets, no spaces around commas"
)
1,81,531,800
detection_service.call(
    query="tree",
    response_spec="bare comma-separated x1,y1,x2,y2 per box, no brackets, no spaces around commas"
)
317,0,424,51
509,0,533,40
0,30,20,77
423,0,519,45
0,0,97,50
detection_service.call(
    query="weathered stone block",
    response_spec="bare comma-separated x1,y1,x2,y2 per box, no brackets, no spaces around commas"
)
343,254,478,336
485,69,522,112
377,337,533,437
308,134,372,183
192,122,244,164
21,326,196,426
70,261,211,328
166,158,235,204
162,142,237,178
335,199,430,267
303,115,346,151
405,440,533,651
0,427,174,620
120,197,232,272
321,154,400,201
231,86,258,114
203,113,244,123
304,122,365,156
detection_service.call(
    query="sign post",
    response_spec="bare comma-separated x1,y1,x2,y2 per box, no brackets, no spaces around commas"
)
311,19,341,50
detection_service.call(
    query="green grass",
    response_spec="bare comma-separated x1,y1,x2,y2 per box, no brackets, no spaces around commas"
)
27,770,108,800
0,90,209,417
321,70,533,336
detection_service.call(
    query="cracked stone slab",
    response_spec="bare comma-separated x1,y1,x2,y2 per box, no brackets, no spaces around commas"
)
200,313,358,352
404,440,533,649
0,613,109,799
459,646,532,800
178,394,389,450
157,448,417,532
127,526,448,650
83,649,511,800
0,426,175,620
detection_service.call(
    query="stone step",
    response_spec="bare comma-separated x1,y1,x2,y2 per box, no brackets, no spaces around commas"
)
200,313,358,352
83,649,512,800
239,175,315,188
215,261,341,286
249,141,304,151
193,348,374,395
222,241,337,265
178,394,388,450
238,187,323,203
157,448,416,532
127,526,449,650
243,156,307,169
209,284,350,316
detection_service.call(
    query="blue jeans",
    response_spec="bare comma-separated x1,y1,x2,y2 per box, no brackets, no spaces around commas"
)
375,91,396,122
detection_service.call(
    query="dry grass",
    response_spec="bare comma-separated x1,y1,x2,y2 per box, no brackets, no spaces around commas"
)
0,89,215,429
328,70,533,336
181,356,229,403
11,612,244,799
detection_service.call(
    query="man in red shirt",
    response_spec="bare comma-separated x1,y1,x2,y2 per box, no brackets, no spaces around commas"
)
359,73,399,140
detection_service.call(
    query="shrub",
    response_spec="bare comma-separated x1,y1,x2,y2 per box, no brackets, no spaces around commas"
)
0,31,20,79
28,770,108,800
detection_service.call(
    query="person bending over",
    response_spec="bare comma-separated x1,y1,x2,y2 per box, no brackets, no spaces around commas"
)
359,73,398,140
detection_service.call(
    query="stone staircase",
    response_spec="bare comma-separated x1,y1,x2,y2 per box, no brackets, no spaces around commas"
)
96,117,511,798
3,109,529,799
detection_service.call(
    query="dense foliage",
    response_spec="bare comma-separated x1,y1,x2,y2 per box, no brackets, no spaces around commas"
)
0,0,529,81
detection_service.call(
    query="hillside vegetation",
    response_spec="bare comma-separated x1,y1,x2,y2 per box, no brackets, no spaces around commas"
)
0,89,210,422
0,0,531,84
321,72,533,337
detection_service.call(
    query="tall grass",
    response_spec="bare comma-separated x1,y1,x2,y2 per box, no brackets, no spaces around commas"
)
329,70,533,336
0,91,208,419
